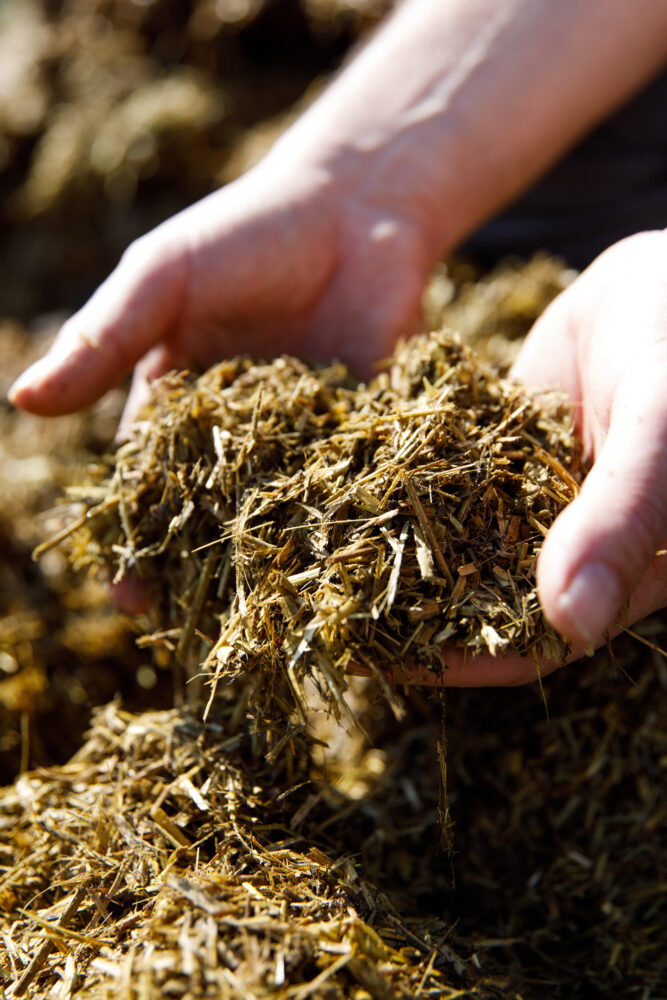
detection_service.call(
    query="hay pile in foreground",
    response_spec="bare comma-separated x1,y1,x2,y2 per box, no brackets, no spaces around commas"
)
2,643,665,999
2,260,665,1000
61,332,583,724
0,698,477,1000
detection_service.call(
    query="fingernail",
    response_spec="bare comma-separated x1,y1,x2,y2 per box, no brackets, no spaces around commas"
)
557,562,623,642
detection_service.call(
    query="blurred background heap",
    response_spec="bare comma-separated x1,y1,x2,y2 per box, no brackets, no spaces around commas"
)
0,0,392,318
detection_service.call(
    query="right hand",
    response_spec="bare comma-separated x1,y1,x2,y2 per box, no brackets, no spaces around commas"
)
9,153,433,434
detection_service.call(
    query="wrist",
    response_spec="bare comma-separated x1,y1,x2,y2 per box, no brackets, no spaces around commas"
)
265,96,458,272
266,0,667,272
263,0,527,266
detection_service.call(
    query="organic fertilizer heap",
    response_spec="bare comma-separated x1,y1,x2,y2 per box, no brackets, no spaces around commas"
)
55,330,584,725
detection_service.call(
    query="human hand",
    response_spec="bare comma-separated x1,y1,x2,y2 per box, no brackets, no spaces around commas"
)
380,230,667,688
10,0,667,688
9,152,431,434
514,231,667,645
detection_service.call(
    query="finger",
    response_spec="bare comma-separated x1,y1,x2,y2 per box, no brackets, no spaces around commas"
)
347,644,581,687
112,571,152,615
8,227,187,415
510,280,583,401
115,343,183,443
537,342,667,643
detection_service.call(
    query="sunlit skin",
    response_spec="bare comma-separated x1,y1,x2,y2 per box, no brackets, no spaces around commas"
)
9,0,667,686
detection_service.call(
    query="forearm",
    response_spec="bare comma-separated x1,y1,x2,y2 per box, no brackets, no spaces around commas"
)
270,0,667,261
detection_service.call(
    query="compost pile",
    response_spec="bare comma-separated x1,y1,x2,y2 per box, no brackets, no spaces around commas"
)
423,255,576,369
59,331,583,729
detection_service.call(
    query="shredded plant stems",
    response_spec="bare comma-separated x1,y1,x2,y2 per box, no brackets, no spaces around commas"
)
55,331,584,727
3,260,664,1000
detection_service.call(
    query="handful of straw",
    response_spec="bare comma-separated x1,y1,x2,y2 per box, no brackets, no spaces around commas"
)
56,331,584,723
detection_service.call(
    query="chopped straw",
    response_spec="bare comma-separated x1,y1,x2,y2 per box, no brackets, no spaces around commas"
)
2,260,663,1000
59,331,584,727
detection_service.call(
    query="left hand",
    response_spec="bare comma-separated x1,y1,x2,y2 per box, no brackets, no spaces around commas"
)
412,229,667,686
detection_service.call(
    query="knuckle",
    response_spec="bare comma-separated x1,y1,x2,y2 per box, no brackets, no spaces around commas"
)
607,490,667,587
119,233,159,277
627,490,667,557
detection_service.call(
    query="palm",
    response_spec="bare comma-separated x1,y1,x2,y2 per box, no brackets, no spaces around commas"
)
172,180,426,374
13,169,667,687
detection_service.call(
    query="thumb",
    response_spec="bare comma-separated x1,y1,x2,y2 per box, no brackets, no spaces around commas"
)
115,342,185,443
537,343,667,642
9,227,187,415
